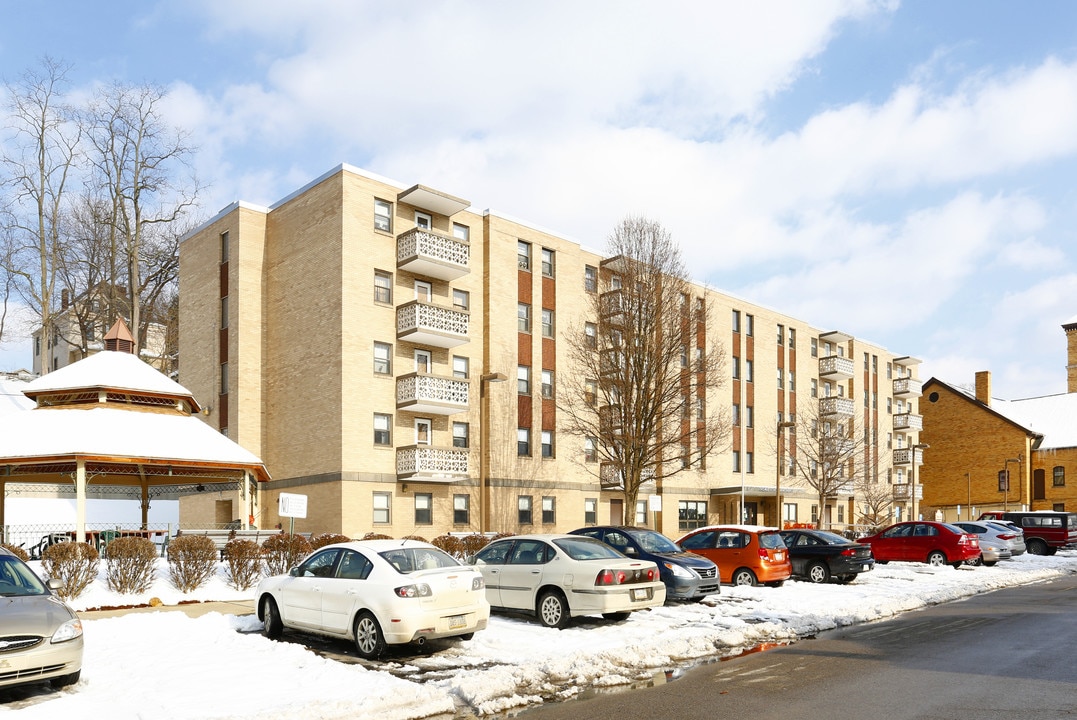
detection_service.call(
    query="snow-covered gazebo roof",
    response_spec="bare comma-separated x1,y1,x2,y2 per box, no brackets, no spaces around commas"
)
0,324,268,536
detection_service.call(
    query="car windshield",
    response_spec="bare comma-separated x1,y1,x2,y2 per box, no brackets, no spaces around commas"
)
0,555,48,597
378,546,461,574
628,530,681,553
758,532,786,549
553,536,624,561
810,530,849,545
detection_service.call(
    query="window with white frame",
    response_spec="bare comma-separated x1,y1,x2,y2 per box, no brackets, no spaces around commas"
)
453,421,469,448
584,265,597,292
517,428,531,456
541,248,555,277
374,199,392,232
414,493,432,525
541,308,554,338
414,211,432,229
518,303,531,332
452,289,469,311
453,355,469,379
636,500,647,525
518,241,531,271
541,369,553,399
584,437,597,462
374,271,392,304
373,413,392,446
585,322,597,348
541,430,554,458
373,491,391,524
374,342,392,375
517,365,531,394
518,495,533,524
453,223,470,241
584,498,597,524
453,494,470,524
542,496,556,524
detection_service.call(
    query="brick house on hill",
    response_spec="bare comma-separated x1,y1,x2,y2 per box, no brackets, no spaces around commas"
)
919,317,1077,520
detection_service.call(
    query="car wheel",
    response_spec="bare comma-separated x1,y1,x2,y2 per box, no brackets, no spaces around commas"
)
836,574,856,585
50,670,80,688
261,596,283,640
1027,538,1048,555
983,560,997,567
806,562,830,584
456,632,475,641
602,611,631,622
967,554,983,567
353,611,386,659
926,551,947,567
732,569,757,586
538,590,570,629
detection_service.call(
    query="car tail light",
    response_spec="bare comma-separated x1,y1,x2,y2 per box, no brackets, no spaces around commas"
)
646,567,658,582
998,534,1016,540
394,583,432,598
840,548,858,557
595,569,617,585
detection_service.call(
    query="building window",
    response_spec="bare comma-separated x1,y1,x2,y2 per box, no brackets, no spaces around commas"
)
373,413,392,445
789,328,796,347
732,404,740,426
789,372,795,392
374,342,392,375
415,211,432,229
518,240,531,271
777,324,784,345
453,355,469,379
374,199,392,232
610,274,622,290
541,430,554,458
732,357,740,379
517,428,531,456
415,493,433,525
541,248,555,277
679,500,707,531
453,494,470,525
746,451,754,474
452,223,470,241
542,496,556,524
732,310,740,333
745,405,753,428
220,296,229,329
541,369,554,399
745,314,754,336
696,398,705,420
745,359,753,382
541,308,554,338
585,322,597,348
811,378,818,397
584,436,597,462
733,451,740,473
886,397,892,414
584,265,597,292
453,421,469,448
887,362,893,379
452,289,469,311
584,498,597,524
517,365,531,394
220,231,229,263
518,303,531,333
1054,466,1066,487
811,337,818,357
518,495,533,525
777,368,783,389
220,362,228,395
584,379,597,406
373,492,391,524
374,271,392,304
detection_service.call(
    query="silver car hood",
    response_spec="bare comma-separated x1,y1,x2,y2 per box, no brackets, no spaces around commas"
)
0,594,77,637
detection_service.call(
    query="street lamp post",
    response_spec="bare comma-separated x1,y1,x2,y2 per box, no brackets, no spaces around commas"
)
1003,456,1021,511
775,421,795,529
910,443,929,521
479,372,507,533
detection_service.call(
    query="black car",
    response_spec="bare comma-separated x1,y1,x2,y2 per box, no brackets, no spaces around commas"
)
569,526,720,601
777,529,875,584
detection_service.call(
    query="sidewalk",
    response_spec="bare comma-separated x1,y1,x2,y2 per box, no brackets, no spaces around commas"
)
79,598,256,620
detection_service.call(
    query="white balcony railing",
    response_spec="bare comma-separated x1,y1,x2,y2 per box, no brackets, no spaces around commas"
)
397,301,469,349
892,483,923,500
819,355,855,379
396,446,469,481
819,396,855,416
893,413,923,432
396,228,470,281
892,447,925,466
893,377,923,398
396,373,469,415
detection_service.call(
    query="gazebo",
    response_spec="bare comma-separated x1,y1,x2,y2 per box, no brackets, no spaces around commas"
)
0,320,268,544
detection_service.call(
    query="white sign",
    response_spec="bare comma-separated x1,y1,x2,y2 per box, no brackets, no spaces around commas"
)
278,493,308,519
648,494,662,512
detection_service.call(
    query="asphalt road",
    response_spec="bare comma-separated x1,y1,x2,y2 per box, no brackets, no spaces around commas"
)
513,573,1077,720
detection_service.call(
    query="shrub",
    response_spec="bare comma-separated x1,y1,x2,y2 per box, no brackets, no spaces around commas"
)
309,533,351,551
167,535,219,592
41,541,99,600
105,537,158,594
222,539,263,590
362,532,392,541
1,542,29,562
460,533,496,558
432,534,463,558
402,534,427,543
262,533,312,577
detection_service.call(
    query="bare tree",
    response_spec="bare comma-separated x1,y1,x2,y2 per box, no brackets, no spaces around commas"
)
558,217,729,526
854,471,895,534
785,399,875,530
83,82,198,354
0,57,82,372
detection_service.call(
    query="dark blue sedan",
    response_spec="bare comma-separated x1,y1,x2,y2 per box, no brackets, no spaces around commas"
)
778,529,874,584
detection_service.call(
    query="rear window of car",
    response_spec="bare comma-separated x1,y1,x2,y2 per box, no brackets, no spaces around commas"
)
758,532,786,549
379,547,461,573
553,536,624,561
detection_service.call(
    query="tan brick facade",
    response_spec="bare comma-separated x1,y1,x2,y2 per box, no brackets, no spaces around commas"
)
179,164,922,539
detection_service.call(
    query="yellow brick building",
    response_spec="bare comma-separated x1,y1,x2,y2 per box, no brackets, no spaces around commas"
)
920,321,1077,520
178,164,923,539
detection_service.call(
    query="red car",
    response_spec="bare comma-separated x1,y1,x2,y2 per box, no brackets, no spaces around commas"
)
858,521,980,568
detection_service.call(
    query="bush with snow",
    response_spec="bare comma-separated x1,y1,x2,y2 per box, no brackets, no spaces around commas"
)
167,534,220,592
42,540,99,600
222,538,263,590
105,536,158,594
261,532,311,576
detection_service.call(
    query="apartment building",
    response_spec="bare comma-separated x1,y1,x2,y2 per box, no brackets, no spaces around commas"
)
178,164,922,539
919,318,1077,520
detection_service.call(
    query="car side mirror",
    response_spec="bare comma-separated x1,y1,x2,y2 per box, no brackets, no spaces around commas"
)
47,578,63,591
622,546,638,556
289,567,300,577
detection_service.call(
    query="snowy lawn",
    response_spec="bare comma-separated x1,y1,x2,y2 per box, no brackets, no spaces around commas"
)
3,551,1076,719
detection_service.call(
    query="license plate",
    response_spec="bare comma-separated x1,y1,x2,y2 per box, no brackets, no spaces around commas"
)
862,564,871,572
448,614,466,629
631,588,648,601
775,552,784,561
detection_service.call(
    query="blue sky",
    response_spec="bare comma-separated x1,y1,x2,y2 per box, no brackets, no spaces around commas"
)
2,1,1076,400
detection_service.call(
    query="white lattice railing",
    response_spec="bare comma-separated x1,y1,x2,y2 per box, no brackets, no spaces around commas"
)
397,228,470,268
819,355,855,377
397,301,469,337
893,377,923,397
396,446,469,478
396,374,469,408
893,413,923,432
819,396,855,416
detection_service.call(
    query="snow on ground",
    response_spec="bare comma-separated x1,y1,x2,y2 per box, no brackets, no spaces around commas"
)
3,552,1076,719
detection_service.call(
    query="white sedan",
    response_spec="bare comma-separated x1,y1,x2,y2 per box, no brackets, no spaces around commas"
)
257,539,490,659
468,534,666,628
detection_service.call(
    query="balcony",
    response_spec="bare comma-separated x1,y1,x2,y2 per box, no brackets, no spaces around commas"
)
892,447,925,466
396,227,470,281
893,377,922,398
893,412,923,433
599,290,624,323
396,445,469,481
819,396,855,417
819,355,854,380
892,483,923,500
600,463,655,491
396,373,469,415
397,300,469,348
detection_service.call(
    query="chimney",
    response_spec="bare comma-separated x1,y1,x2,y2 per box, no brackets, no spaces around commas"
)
975,371,992,407
1064,317,1077,393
